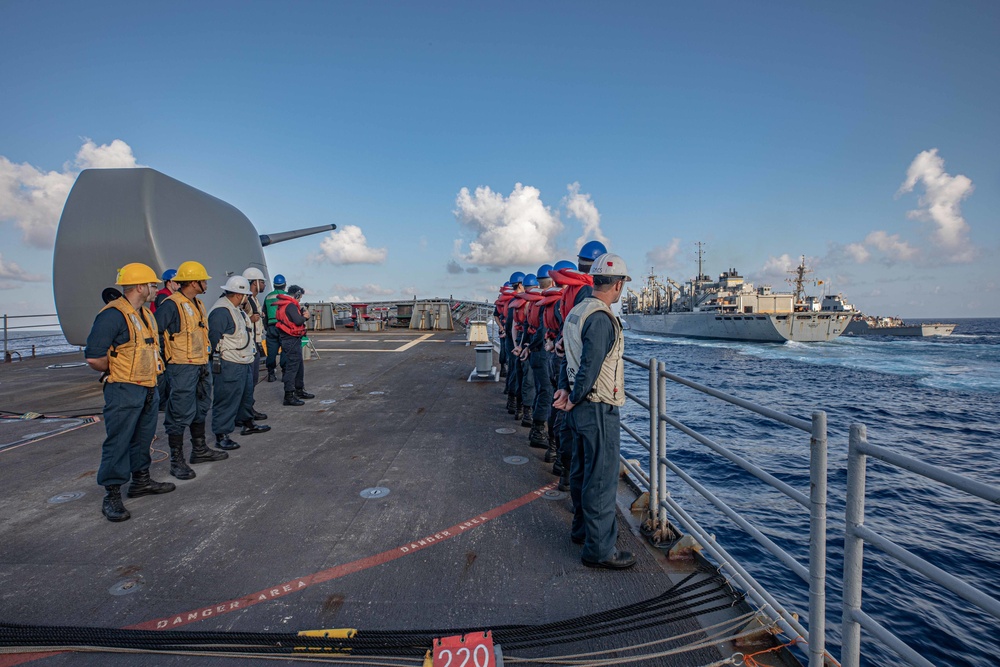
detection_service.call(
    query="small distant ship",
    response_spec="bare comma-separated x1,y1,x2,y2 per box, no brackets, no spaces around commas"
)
844,315,956,337
622,246,854,343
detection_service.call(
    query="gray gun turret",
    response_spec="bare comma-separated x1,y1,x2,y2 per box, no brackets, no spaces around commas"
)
54,168,336,345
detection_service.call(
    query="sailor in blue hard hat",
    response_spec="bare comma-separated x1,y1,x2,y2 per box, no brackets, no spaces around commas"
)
262,274,288,382
555,252,634,570
577,240,607,274
152,269,178,314
503,271,526,412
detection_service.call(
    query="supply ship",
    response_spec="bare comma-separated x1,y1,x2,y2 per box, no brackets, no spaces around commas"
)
622,247,854,343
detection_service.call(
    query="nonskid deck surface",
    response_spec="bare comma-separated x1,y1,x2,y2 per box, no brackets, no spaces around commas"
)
0,331,760,666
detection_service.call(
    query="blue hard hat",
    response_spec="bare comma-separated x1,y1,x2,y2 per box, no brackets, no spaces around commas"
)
578,240,608,261
553,260,577,271
273,274,287,286
509,271,525,284
503,281,511,288
161,268,177,282
536,264,553,279
523,273,539,287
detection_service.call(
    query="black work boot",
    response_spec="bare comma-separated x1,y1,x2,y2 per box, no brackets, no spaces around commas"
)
544,432,559,462
215,434,240,450
167,433,196,479
240,421,271,435
513,399,523,421
558,468,570,492
521,410,533,428
529,420,548,448
295,389,315,399
252,410,268,420
190,422,228,463
102,485,130,522
505,394,517,414
266,370,276,382
127,469,176,498
283,391,305,406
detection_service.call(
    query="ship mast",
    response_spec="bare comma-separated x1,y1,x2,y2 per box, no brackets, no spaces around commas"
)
789,255,812,306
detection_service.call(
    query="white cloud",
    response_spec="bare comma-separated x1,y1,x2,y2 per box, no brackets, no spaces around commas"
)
563,182,608,250
0,253,46,282
446,260,464,274
327,283,394,302
761,253,798,278
453,183,563,268
897,149,975,262
0,139,141,248
864,230,919,262
316,225,387,264
328,293,359,303
645,238,682,272
362,283,394,296
844,243,870,264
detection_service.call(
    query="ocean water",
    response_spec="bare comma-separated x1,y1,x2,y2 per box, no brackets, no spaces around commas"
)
620,318,1000,667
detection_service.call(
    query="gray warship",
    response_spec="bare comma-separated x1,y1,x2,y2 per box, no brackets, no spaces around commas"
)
843,315,956,337
623,247,854,343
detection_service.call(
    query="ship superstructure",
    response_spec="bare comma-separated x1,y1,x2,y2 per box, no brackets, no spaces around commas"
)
623,247,854,343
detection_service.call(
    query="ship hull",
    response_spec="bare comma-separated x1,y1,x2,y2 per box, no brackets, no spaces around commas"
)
624,311,850,342
843,321,956,337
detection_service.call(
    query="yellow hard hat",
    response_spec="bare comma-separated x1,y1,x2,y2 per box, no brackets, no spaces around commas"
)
174,260,211,282
116,262,160,286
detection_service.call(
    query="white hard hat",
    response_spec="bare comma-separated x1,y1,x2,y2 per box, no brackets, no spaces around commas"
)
243,267,266,282
590,253,632,281
223,275,252,295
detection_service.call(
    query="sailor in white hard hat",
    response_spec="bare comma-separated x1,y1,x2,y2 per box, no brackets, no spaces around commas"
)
241,267,269,424
208,275,271,451
554,252,634,570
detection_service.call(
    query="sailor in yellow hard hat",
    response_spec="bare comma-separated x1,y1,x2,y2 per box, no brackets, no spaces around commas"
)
153,260,228,479
84,263,176,522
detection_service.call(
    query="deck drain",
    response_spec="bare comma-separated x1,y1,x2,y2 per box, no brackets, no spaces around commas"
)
109,577,144,596
360,487,390,499
340,383,354,388
495,428,516,434
46,362,88,370
368,391,384,395
320,399,337,404
338,363,346,366
47,491,85,504
503,456,529,465
542,490,568,500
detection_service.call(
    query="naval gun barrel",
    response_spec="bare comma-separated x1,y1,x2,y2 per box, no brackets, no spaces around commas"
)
259,224,337,247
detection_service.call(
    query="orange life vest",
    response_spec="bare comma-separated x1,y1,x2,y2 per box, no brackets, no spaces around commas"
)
162,292,210,365
275,294,307,337
100,297,163,387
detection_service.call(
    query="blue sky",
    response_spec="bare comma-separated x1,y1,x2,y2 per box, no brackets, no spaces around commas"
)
1,1,998,318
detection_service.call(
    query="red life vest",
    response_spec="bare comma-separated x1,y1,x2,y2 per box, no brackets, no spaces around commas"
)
495,290,516,318
520,290,545,333
549,269,594,331
539,287,564,338
275,294,307,337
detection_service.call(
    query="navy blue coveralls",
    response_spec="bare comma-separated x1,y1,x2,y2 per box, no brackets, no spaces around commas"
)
85,309,158,487
528,305,551,423
556,286,593,469
503,306,518,397
559,300,619,563
208,306,254,436
155,298,213,436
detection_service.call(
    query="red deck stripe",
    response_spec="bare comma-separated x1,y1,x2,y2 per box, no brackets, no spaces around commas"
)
0,482,556,665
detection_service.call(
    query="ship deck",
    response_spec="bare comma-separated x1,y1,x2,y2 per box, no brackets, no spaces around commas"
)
0,329,795,666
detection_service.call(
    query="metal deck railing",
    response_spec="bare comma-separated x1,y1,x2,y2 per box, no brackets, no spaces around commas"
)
621,354,834,667
840,425,1000,667
2,313,72,362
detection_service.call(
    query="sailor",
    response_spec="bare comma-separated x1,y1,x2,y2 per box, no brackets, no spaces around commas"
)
151,269,178,313
554,253,633,569
155,260,228,479
263,274,288,382
209,276,270,450
241,267,269,423
511,274,538,427
151,269,179,411
503,272,525,414
525,264,555,450
493,282,513,379
275,284,315,406
84,263,175,522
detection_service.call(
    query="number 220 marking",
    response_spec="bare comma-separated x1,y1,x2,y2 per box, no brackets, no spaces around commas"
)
436,644,491,667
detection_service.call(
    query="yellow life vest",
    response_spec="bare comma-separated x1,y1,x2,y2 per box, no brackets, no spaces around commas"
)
163,292,210,365
101,297,163,388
